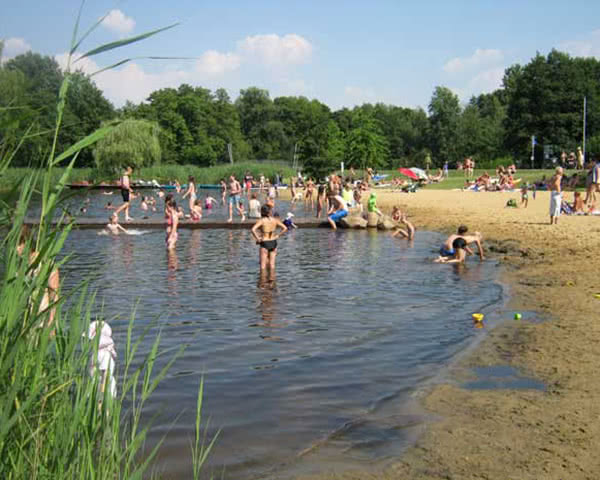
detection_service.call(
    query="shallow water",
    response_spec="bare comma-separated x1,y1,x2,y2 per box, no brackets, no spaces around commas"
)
53,189,504,479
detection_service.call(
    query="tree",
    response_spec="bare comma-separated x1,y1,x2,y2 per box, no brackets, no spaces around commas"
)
345,111,389,169
428,86,461,166
235,87,275,158
93,119,161,175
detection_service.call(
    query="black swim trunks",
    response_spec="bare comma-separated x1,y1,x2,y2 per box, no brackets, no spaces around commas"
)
121,188,130,202
259,240,277,252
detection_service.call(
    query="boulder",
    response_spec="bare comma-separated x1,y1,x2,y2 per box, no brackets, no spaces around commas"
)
340,215,368,229
367,212,379,228
377,215,397,230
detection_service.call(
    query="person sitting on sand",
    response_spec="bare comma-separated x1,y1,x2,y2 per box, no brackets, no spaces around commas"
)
391,206,401,222
441,226,484,260
435,237,468,264
105,214,128,235
521,185,529,208
392,212,415,240
573,191,585,214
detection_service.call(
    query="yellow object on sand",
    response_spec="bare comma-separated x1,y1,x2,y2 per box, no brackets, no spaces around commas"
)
594,294,600,299
472,313,484,322
566,281,575,287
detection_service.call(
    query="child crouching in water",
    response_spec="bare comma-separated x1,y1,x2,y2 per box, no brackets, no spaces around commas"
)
105,214,128,235
190,199,203,222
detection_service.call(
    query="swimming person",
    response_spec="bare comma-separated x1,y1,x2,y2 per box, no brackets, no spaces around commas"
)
105,214,128,235
327,194,348,230
251,204,288,275
182,175,197,214
114,166,134,222
227,175,244,223
283,212,297,229
205,195,217,210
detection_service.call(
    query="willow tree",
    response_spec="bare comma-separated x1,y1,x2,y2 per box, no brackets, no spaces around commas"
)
93,118,161,175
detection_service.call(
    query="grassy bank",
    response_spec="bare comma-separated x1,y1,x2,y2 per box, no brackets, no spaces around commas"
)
0,162,297,189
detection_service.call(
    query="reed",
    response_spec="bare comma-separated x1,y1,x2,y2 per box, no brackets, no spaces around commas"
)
0,5,215,478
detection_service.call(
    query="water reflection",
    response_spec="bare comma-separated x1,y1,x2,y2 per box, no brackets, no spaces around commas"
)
56,229,502,480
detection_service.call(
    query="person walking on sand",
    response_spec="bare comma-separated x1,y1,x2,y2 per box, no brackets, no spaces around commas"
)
227,175,243,223
251,204,287,277
114,166,134,222
549,167,563,225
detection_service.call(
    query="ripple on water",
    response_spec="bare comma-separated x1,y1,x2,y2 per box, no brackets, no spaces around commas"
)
58,219,503,480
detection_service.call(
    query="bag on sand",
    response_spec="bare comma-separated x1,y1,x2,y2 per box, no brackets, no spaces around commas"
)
506,199,518,208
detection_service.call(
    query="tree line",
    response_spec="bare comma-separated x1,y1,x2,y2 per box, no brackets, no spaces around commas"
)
1,45,599,177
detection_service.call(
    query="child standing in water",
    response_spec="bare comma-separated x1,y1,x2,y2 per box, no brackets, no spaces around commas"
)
182,176,196,214
166,200,179,250
105,214,128,235
251,204,288,276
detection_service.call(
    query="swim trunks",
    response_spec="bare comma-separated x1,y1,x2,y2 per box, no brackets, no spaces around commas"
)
329,209,348,222
439,246,455,256
229,194,241,205
121,188,130,202
260,240,277,252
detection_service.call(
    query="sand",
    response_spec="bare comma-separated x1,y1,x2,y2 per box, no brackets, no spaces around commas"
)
297,188,600,480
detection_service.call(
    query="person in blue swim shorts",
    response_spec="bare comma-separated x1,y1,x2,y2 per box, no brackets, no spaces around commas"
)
227,175,244,223
327,194,348,230
439,225,485,260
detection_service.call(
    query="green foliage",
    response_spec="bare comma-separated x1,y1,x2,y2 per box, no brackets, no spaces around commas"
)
93,119,161,175
428,86,461,166
0,8,216,479
345,111,389,169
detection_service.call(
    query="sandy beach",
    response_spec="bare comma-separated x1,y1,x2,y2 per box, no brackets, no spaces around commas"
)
297,188,600,480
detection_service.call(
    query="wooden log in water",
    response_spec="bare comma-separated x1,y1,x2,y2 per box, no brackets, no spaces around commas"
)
24,218,331,230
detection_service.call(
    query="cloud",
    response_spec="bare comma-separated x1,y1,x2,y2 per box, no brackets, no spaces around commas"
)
2,37,32,61
238,34,312,66
101,9,135,36
195,50,241,75
54,31,313,107
443,48,503,73
468,67,505,94
559,29,600,59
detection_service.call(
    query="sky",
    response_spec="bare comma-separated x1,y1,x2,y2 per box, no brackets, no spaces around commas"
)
2,0,600,109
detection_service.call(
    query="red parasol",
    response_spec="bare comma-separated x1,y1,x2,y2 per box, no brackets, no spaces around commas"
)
397,168,418,180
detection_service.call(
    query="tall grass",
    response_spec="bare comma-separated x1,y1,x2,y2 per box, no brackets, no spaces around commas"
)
0,5,215,479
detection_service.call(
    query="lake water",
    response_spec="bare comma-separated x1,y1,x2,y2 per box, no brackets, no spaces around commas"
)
54,190,503,479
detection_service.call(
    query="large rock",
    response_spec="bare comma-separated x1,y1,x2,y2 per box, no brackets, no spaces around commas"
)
340,215,368,229
377,215,397,230
367,212,379,228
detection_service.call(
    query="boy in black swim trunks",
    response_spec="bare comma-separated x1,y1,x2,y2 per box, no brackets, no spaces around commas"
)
114,166,134,222
251,204,287,276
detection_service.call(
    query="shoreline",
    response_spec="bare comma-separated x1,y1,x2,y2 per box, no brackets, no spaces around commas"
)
294,188,600,480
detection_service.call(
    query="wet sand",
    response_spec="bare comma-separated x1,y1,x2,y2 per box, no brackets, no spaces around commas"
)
296,189,600,480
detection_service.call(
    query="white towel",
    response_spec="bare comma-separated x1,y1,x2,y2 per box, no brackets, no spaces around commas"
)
86,321,117,398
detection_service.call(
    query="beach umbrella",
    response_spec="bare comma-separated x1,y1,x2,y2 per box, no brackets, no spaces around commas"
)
409,167,428,180
397,168,418,180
